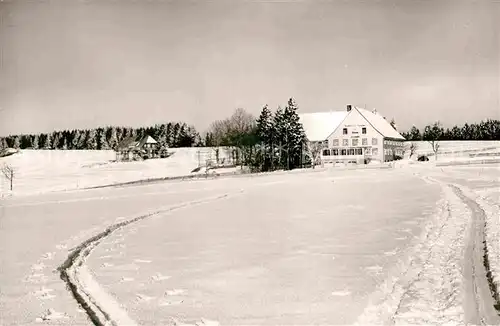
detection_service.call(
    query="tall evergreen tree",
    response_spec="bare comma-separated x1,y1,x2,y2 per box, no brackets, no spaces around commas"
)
20,135,31,149
283,98,307,169
409,126,421,141
165,123,173,146
108,127,118,150
86,129,98,149
98,129,109,150
32,134,39,149
44,133,52,149
172,123,181,147
13,136,21,149
273,106,286,169
0,137,7,150
62,137,68,150
157,124,168,148
256,105,275,171
52,132,61,149
451,126,462,140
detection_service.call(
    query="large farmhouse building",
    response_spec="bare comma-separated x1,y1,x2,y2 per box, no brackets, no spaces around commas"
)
300,105,405,164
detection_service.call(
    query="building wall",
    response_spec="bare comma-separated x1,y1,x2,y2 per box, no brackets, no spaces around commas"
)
320,108,385,163
383,139,406,162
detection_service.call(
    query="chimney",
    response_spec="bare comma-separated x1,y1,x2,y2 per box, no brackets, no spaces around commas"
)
346,105,352,112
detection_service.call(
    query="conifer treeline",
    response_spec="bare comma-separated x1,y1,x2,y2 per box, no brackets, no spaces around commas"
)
203,98,308,171
2,110,499,152
401,120,500,141
0,122,202,150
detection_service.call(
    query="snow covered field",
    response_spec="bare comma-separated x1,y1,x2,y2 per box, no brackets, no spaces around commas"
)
0,148,235,197
1,141,499,197
85,169,444,325
408,140,500,161
1,150,499,325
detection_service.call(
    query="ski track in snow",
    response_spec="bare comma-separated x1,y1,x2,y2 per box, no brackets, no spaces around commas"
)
56,190,245,326
356,176,468,325
356,171,500,326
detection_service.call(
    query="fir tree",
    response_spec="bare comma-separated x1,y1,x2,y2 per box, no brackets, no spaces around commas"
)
20,135,31,149
172,123,181,147
98,129,110,150
130,128,137,140
273,106,286,169
52,132,61,149
256,105,275,171
108,127,118,150
32,134,39,149
204,132,214,147
116,127,123,143
13,136,21,149
44,133,52,149
0,137,7,150
86,129,97,149
283,98,307,169
451,126,462,140
157,124,168,148
408,126,421,141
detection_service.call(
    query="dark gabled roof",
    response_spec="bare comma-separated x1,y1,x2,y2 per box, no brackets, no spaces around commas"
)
116,134,159,151
116,136,139,150
136,135,158,148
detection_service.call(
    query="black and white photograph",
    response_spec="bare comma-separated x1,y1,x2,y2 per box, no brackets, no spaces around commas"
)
0,0,499,325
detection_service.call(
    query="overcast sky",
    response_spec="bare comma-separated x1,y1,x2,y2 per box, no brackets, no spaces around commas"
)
0,0,498,136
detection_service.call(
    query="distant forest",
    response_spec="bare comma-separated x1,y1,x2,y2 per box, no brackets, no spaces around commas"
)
1,114,500,152
401,119,500,141
0,122,203,150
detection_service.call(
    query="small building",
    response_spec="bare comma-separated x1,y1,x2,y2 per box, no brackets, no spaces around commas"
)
300,105,406,164
115,135,163,161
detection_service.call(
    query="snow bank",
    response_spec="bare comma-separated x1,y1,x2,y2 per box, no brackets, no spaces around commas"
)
356,177,470,325
453,185,500,306
407,141,500,161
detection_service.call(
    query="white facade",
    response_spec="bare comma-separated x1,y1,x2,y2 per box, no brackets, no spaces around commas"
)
301,105,405,164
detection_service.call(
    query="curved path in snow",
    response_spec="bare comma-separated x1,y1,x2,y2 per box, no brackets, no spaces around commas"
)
451,185,500,325
0,176,254,325
59,193,241,326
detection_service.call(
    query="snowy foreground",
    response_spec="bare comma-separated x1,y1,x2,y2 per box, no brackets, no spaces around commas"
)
0,164,499,325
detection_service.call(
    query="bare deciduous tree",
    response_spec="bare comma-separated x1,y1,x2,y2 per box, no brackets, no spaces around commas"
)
407,142,418,158
208,108,256,166
429,140,440,161
2,164,15,191
424,122,443,161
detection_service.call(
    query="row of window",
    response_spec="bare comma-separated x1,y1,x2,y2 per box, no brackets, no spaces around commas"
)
332,137,378,147
322,147,379,156
384,148,404,156
384,140,403,146
343,127,367,135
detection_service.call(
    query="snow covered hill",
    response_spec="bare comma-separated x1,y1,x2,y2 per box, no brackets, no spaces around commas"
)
0,148,234,196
